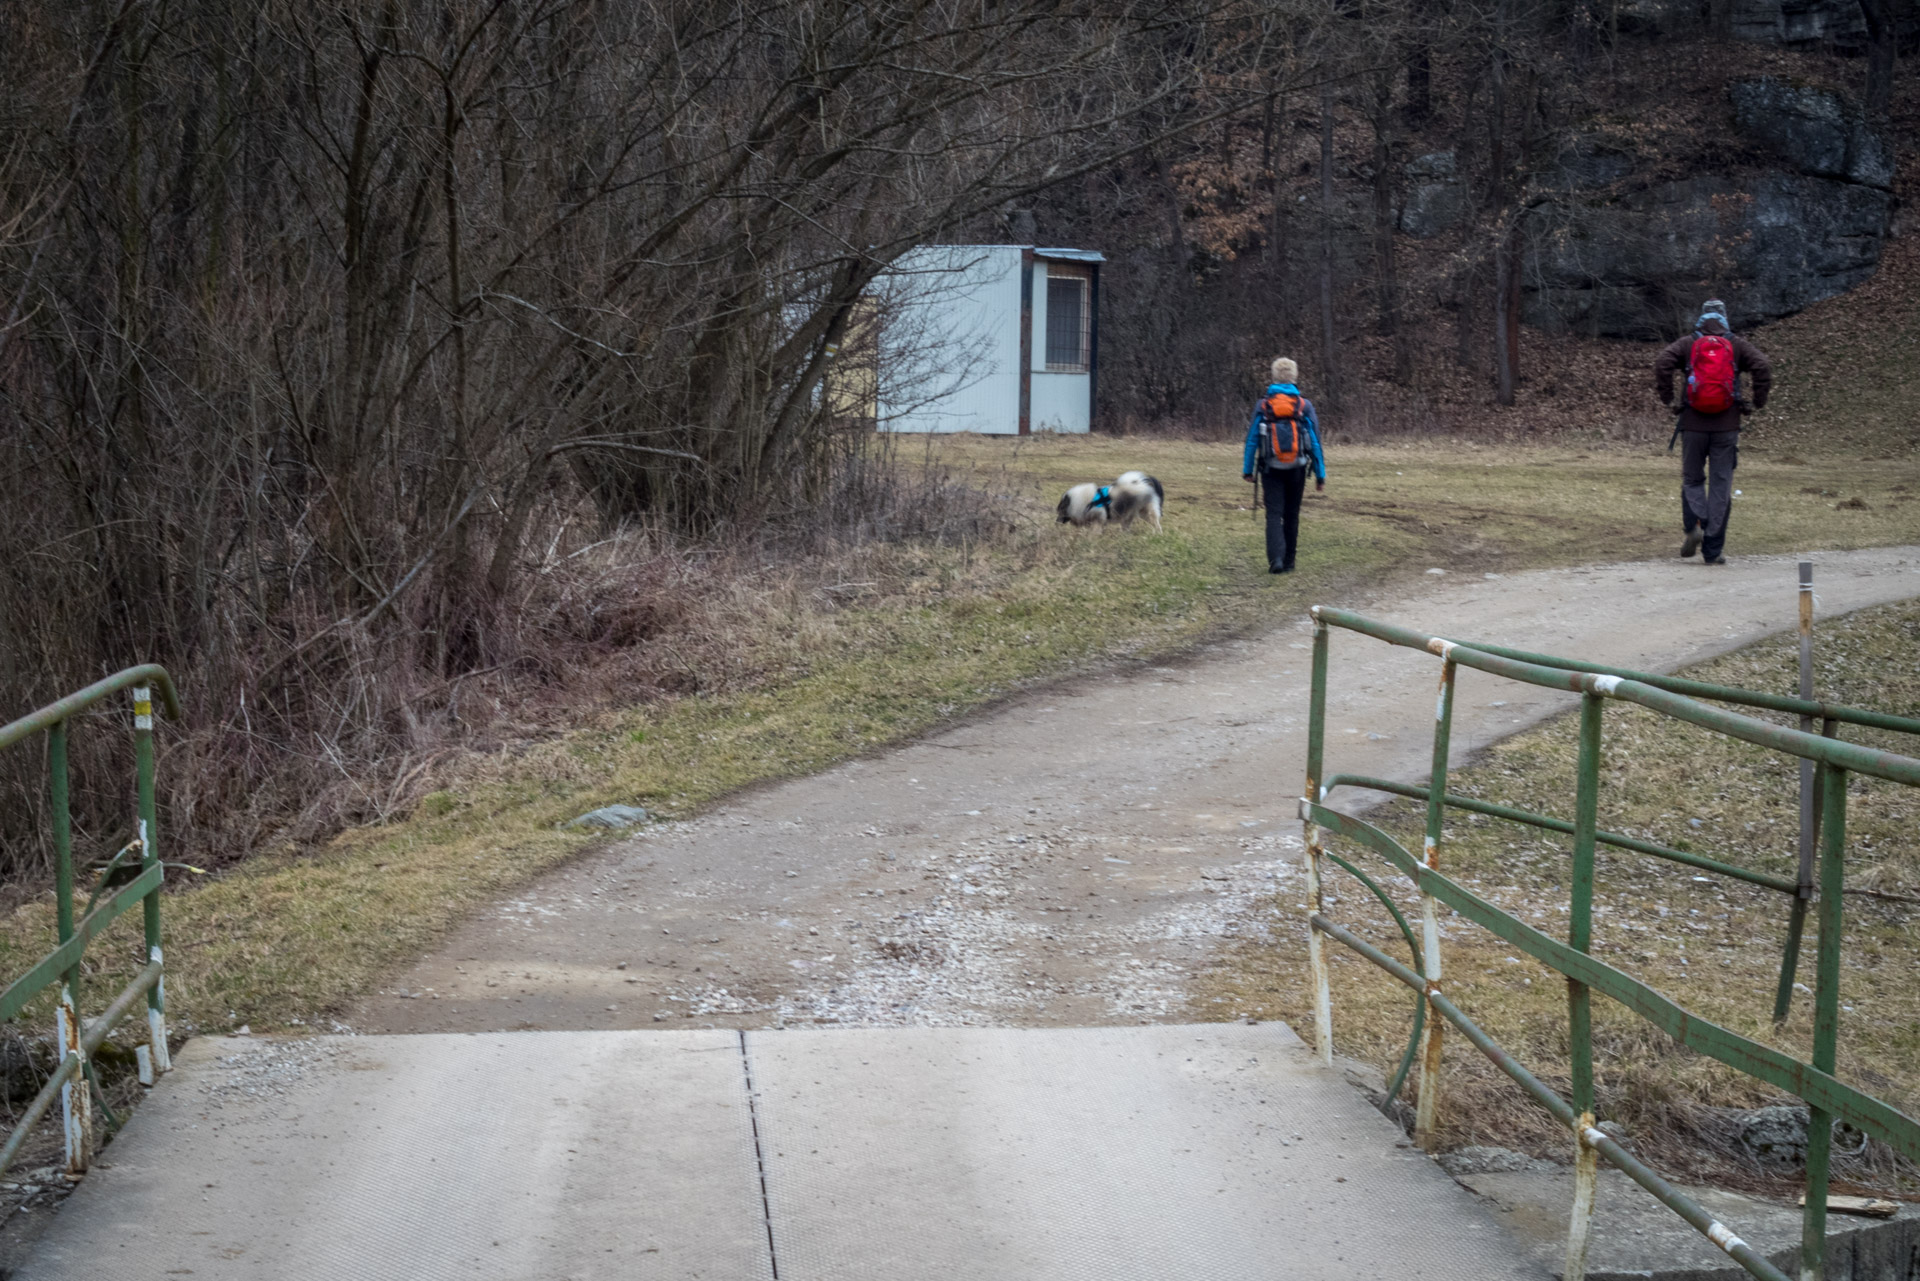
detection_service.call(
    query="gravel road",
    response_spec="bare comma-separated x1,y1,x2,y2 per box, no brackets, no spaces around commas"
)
352,547,1920,1036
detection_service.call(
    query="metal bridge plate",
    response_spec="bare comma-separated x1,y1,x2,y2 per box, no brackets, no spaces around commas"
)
21,1023,1539,1279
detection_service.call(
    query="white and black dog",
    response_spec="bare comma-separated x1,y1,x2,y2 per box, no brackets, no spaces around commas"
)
1056,482,1112,526
1109,471,1164,532
1056,472,1165,531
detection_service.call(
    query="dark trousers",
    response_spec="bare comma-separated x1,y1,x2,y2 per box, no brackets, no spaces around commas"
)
1261,465,1307,570
1681,430,1738,560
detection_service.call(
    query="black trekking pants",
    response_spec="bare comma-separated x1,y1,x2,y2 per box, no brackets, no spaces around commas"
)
1261,465,1307,571
1681,430,1738,560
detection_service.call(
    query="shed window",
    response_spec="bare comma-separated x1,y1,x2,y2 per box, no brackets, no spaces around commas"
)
1044,266,1090,372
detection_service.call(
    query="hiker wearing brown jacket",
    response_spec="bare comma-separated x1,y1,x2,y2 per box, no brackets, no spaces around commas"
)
1654,299,1772,565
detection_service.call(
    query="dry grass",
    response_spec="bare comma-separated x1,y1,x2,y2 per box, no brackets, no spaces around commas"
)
1197,595,1920,1195
4,435,1919,1049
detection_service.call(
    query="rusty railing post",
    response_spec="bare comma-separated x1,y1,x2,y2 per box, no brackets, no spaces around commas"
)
56,984,90,1176
1305,613,1333,1066
1414,647,1457,1148
132,686,170,1076
47,720,90,1174
1801,764,1848,1281
1775,562,1817,1023
1564,691,1605,1280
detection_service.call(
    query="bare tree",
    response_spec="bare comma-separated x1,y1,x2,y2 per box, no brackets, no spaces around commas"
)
1858,0,1897,121
1319,77,1339,406
0,0,1278,872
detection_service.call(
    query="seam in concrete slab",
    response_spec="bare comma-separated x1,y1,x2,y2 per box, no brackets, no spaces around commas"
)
739,1028,784,1279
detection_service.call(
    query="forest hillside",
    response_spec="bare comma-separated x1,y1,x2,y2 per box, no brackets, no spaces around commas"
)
1050,0,1919,440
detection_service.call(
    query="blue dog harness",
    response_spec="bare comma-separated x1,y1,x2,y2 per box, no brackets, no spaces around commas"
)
1090,486,1112,510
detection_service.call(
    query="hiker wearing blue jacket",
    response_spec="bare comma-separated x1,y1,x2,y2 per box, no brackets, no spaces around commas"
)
1242,357,1326,574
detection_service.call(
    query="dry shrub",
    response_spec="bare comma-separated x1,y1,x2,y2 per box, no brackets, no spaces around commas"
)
0,441,1020,891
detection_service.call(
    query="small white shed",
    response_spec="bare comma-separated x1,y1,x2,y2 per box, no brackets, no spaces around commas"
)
870,244,1103,435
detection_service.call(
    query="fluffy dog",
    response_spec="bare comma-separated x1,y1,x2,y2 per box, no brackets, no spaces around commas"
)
1109,470,1164,532
1056,482,1111,526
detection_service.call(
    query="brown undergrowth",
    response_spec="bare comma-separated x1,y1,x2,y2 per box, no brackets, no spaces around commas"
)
1197,596,1920,1195
0,436,1025,898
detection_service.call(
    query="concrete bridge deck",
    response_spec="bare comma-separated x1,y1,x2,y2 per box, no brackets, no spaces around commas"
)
20,1023,1534,1280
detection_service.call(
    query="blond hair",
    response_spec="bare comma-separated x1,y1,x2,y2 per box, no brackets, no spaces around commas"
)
1270,357,1298,383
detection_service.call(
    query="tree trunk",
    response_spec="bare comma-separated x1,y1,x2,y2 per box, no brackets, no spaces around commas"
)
1487,47,1507,214
1488,40,1517,404
1493,217,1518,405
1406,0,1433,129
1859,0,1895,120
1266,95,1288,274
1371,77,1408,383
1319,79,1338,407
1260,90,1276,184
1406,45,1432,123
1152,150,1190,274
1456,261,1479,371
1267,95,1294,353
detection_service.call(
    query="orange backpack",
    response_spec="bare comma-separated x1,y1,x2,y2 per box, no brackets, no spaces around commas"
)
1261,392,1303,465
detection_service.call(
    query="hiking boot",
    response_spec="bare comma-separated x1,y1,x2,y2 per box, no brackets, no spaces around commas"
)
1680,530,1702,558
1704,555,1727,566
1269,563,1292,575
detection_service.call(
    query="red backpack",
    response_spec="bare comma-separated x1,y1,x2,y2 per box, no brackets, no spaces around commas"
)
1261,392,1303,464
1686,335,1737,414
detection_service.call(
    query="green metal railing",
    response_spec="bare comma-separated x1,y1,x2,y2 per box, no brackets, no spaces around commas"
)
1299,607,1920,1281
0,668,180,1178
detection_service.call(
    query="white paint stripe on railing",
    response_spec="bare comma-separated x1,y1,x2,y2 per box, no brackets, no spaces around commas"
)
1706,1222,1747,1256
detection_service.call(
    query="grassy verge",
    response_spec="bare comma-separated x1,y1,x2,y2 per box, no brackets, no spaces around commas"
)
8,436,1920,1041
1197,594,1920,1193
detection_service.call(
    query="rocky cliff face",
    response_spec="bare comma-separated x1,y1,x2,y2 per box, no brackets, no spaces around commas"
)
1728,76,1894,187
1525,173,1893,337
1732,0,1873,49
1616,0,1905,50
1515,77,1895,338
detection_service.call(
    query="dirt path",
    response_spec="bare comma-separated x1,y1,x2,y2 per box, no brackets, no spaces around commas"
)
353,547,1920,1036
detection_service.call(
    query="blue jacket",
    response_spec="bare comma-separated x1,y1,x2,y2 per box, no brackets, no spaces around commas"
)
1243,384,1325,482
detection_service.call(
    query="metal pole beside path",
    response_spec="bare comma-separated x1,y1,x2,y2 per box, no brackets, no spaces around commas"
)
1304,619,1332,1066
1773,562,1816,1023
1414,653,1457,1150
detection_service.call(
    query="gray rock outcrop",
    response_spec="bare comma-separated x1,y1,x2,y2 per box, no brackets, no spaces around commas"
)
1399,151,1470,239
1522,79,1894,339
1605,0,1887,44
1736,1104,1870,1165
1393,74,1896,337
1729,77,1893,189
1524,172,1893,337
565,803,649,831
1733,0,1871,49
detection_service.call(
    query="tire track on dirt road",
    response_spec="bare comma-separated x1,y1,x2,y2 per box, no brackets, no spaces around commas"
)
353,547,1920,1035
